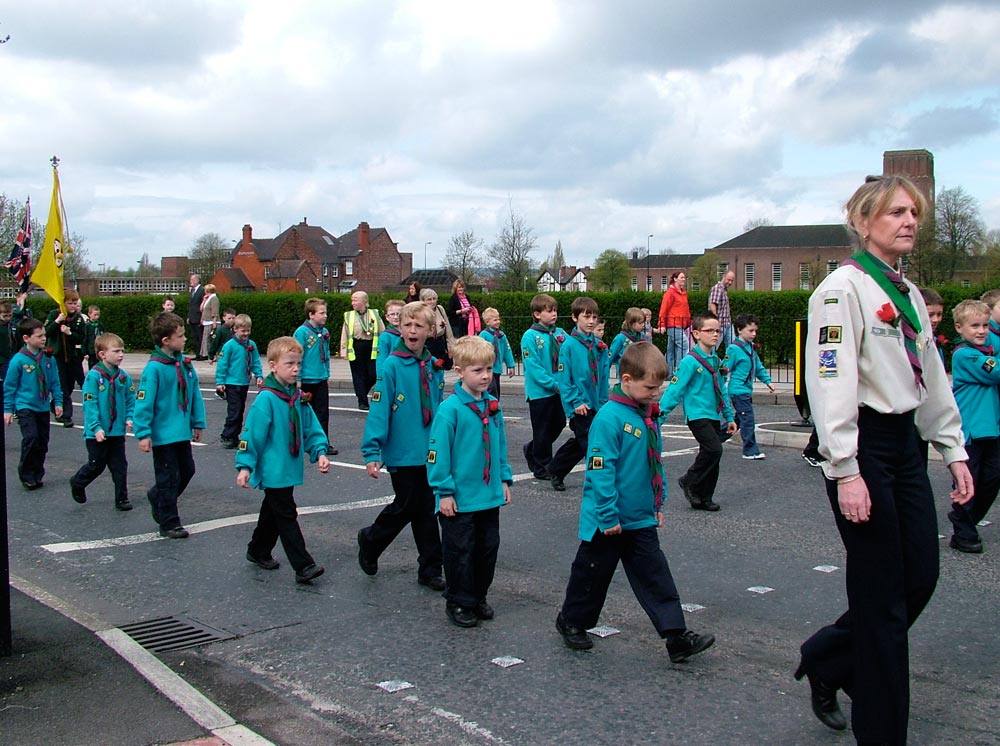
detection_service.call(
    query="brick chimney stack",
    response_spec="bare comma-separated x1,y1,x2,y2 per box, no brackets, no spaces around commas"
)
358,222,370,251
242,224,252,247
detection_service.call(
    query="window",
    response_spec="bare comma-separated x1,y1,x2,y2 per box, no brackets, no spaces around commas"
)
646,276,652,291
744,263,755,291
799,263,811,290
717,262,729,280
962,279,971,288
771,263,782,291
331,264,339,277
263,266,270,280
827,259,839,274
345,261,354,276
631,277,638,291
660,276,668,291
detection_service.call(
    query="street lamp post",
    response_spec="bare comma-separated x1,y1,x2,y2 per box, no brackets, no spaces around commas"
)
424,242,432,270
647,234,653,292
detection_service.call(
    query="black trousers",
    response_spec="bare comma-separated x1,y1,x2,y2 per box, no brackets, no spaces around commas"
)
683,418,725,502
71,436,128,502
349,339,377,405
799,409,939,746
549,410,595,481
524,395,565,477
248,487,314,572
949,437,1000,542
487,372,502,399
53,355,84,420
222,385,249,441
148,441,196,530
189,323,204,357
360,466,443,580
16,409,50,484
439,507,500,608
300,380,329,442
561,527,686,635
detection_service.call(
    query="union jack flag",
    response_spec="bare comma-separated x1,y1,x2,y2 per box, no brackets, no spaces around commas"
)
5,198,31,292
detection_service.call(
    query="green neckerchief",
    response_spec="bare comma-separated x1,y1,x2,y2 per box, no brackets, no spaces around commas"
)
852,251,923,335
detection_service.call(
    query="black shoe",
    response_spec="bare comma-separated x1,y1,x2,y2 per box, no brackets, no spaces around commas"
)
418,575,446,592
666,629,715,662
62,418,74,428
533,471,549,480
295,564,325,584
159,526,190,539
950,535,983,554
474,601,494,620
694,500,721,512
220,437,238,449
550,471,566,492
556,612,593,650
358,401,370,411
70,481,87,504
357,531,378,575
326,444,339,456
446,604,478,628
115,498,133,511
246,550,280,570
522,443,541,474
22,480,40,491
677,477,698,507
794,662,847,731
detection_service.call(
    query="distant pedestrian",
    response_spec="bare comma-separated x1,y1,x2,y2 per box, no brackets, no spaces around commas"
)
656,271,691,376
339,290,383,410
215,314,263,449
708,270,735,353
187,274,205,360
478,307,516,398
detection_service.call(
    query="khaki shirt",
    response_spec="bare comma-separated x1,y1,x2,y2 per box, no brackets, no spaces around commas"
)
806,264,966,478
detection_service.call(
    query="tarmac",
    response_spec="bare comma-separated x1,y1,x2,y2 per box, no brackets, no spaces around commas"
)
1,352,809,746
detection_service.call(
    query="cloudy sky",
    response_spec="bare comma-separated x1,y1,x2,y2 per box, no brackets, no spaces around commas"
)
1,0,999,273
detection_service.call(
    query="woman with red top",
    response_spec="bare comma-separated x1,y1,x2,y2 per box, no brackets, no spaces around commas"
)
657,271,691,375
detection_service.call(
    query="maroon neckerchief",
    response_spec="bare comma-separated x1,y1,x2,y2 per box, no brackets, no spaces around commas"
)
953,340,995,356
30,349,48,402
94,362,121,427
390,341,437,426
688,348,725,414
301,322,330,365
259,374,302,457
149,347,191,413
464,395,500,484
571,328,598,384
608,386,664,512
237,338,253,381
622,329,642,344
483,327,505,362
530,323,563,372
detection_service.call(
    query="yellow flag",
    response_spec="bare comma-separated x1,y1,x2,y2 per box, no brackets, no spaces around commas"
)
31,165,73,313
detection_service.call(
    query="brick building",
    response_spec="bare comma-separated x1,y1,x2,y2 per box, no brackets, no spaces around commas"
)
627,253,701,292
210,219,413,294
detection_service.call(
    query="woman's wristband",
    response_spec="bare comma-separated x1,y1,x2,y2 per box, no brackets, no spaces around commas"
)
837,474,862,485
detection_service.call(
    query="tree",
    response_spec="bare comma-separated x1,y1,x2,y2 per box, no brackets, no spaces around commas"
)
444,230,485,285
188,232,231,281
588,249,632,291
2,192,91,281
547,240,566,273
491,201,537,291
631,245,648,261
136,252,159,276
743,216,773,232
935,186,985,280
687,254,716,292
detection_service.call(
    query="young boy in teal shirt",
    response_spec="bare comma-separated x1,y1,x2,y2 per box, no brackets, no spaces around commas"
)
84,305,104,371
208,308,237,362
294,298,336,456
359,301,445,590
3,317,63,490
215,314,264,449
548,296,610,492
70,333,136,510
556,343,715,662
133,312,207,539
608,307,645,380
948,300,1000,554
479,306,516,399
725,313,775,461
237,336,329,584
660,312,737,512
428,336,513,628
375,299,405,377
520,294,568,480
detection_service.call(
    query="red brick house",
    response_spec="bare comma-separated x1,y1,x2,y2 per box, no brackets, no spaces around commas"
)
210,219,413,294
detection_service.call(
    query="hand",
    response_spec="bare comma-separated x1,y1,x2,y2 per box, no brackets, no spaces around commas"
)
55,312,66,323
216,385,225,396
366,461,381,479
138,437,152,452
237,469,250,488
126,420,133,433
439,497,458,517
574,404,589,416
726,421,738,435
767,384,776,394
317,455,330,473
192,428,203,442
502,482,511,505
255,377,264,387
16,292,27,306
506,368,515,378
3,413,12,426
54,406,63,419
61,325,71,335
948,461,974,505
95,430,106,442
837,475,871,523
603,524,622,535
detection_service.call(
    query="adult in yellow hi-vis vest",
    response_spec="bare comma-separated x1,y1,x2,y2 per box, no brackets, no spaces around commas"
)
340,291,384,410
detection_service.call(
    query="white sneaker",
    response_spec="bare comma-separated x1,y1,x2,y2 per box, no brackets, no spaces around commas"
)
742,453,766,460
802,454,822,467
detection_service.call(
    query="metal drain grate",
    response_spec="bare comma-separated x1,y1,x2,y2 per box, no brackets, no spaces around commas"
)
119,615,236,652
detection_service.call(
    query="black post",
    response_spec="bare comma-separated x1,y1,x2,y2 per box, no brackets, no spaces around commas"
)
1,409,11,657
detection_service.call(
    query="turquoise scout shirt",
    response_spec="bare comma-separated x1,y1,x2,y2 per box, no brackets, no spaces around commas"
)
133,349,207,445
724,339,771,397
520,324,568,400
659,348,734,423
557,329,610,418
479,328,516,374
3,348,62,413
951,343,1000,442
82,364,136,438
294,322,330,383
375,326,402,376
215,337,263,387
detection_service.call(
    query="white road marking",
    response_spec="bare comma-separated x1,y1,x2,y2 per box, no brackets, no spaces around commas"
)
377,680,415,693
429,707,504,743
747,586,775,594
490,656,524,668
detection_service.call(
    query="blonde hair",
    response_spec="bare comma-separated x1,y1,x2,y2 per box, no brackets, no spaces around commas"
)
845,175,928,247
482,307,500,323
952,299,990,326
385,298,405,314
95,333,124,354
979,289,1000,310
205,284,216,294
351,290,369,304
234,313,252,330
622,307,644,329
452,335,495,369
400,301,434,328
619,342,668,382
266,336,303,362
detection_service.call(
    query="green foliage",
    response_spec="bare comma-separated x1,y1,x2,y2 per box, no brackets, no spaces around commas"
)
587,249,632,291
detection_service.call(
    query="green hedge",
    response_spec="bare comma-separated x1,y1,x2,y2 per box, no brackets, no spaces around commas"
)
25,282,996,362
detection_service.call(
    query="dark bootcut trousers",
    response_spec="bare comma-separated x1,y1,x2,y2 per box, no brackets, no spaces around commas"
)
683,418,725,501
349,339,377,406
222,385,249,441
731,393,760,457
359,466,443,581
71,436,128,502
487,372,502,399
148,441,196,531
561,527,686,635
949,437,1000,542
524,394,565,477
300,380,330,442
799,408,939,746
53,355,84,421
248,486,315,573
439,507,500,608
16,409,50,484
549,409,596,481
